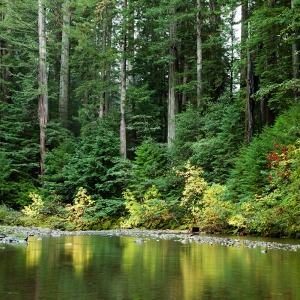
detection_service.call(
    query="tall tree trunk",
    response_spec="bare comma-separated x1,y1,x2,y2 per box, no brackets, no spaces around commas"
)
0,4,13,105
54,2,62,85
120,0,127,158
260,1,275,129
182,7,190,108
245,50,256,144
196,0,202,108
126,0,134,120
38,0,48,178
59,0,70,127
182,53,189,107
167,5,178,146
242,0,256,144
105,15,112,114
229,8,235,99
241,0,248,89
99,5,107,119
168,48,177,146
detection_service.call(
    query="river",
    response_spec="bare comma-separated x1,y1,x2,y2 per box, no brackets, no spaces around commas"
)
0,233,299,299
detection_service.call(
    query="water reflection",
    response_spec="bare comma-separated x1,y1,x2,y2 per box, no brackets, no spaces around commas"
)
0,234,299,299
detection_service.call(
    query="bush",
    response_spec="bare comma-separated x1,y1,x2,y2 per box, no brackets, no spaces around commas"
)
66,187,95,227
51,119,122,203
195,184,233,232
228,107,300,202
0,205,9,222
122,185,171,228
22,192,44,218
129,139,168,200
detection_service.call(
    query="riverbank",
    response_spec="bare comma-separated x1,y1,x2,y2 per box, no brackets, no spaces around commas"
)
1,225,300,252
0,225,187,237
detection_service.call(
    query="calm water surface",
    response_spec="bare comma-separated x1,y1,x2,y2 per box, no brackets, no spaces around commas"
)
0,234,299,300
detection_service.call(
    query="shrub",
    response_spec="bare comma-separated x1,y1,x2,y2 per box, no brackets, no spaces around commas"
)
228,107,300,202
178,162,207,222
195,184,233,232
22,192,44,218
122,185,170,228
0,205,9,222
129,139,168,200
66,187,95,226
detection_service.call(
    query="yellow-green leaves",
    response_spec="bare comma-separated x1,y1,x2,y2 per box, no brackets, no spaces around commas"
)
122,185,169,228
66,187,94,224
177,162,206,207
22,193,44,218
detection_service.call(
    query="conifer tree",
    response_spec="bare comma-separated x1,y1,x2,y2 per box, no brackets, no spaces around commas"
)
59,0,70,127
38,0,49,178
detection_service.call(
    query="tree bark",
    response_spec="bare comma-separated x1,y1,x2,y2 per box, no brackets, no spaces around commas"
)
0,3,13,104
242,0,256,144
38,0,48,178
241,0,248,89
99,5,107,118
182,53,189,107
105,15,112,114
59,0,70,127
245,50,255,144
167,5,178,146
196,0,202,108
120,0,127,158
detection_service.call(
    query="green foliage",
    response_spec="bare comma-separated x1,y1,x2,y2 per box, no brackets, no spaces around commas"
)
258,140,300,236
171,104,202,162
189,99,244,183
126,83,164,148
0,207,24,227
0,205,9,222
178,162,206,209
44,118,121,202
129,139,168,199
224,137,300,237
66,187,95,226
0,100,40,207
43,138,76,197
86,198,125,219
22,192,45,218
228,107,300,202
171,99,243,184
0,152,13,200
194,184,233,232
122,185,170,229
134,139,167,179
1,0,300,236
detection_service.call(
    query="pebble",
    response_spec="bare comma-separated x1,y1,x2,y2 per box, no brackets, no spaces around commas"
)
0,226,299,252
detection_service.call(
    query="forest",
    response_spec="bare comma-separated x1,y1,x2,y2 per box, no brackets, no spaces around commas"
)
1,0,300,237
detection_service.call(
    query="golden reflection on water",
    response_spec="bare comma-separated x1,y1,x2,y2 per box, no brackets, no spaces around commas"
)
6,234,300,300
26,237,42,268
180,244,204,300
63,236,94,275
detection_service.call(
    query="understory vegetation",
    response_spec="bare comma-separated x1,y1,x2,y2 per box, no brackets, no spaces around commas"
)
1,0,300,237
1,107,300,237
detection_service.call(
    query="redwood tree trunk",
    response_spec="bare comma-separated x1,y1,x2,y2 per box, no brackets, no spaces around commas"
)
59,0,70,127
0,5,13,104
38,0,48,178
120,0,127,158
167,5,178,146
245,51,255,144
196,0,202,108
99,5,108,118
